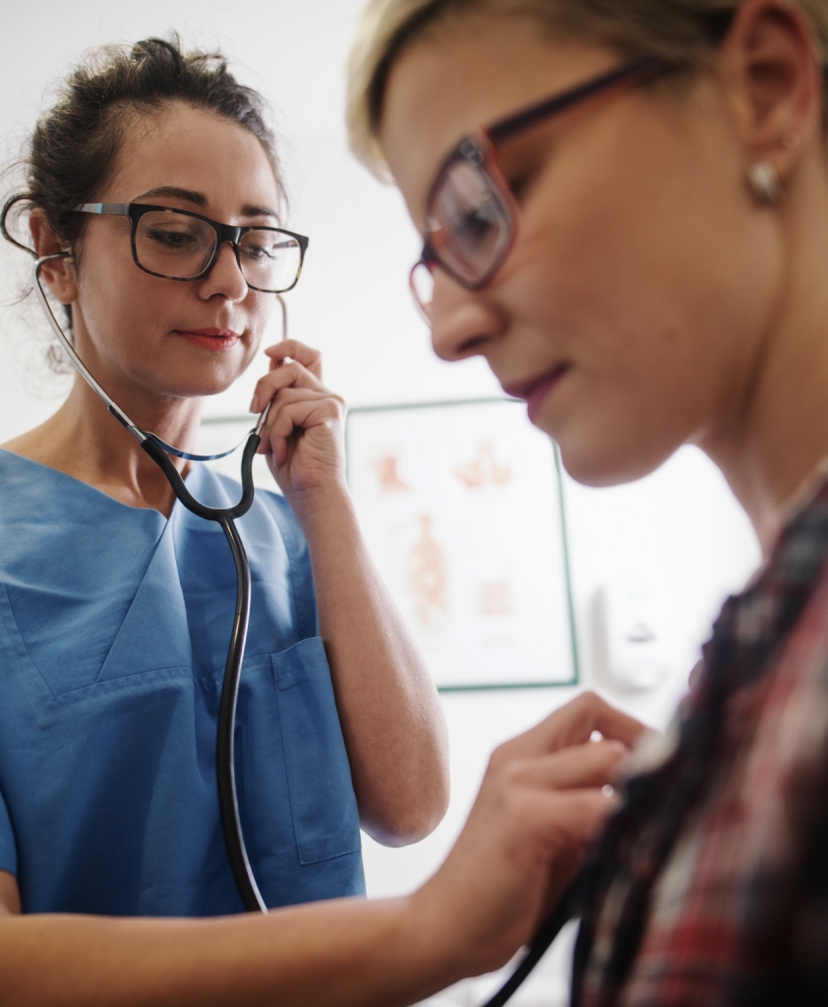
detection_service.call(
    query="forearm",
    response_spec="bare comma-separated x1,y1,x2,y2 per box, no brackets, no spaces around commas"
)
0,693,643,1007
0,896,460,1007
295,485,449,845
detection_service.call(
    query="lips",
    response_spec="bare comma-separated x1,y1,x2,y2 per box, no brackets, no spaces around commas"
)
175,328,241,352
502,363,571,422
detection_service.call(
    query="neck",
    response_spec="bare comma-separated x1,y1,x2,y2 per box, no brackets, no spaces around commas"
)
3,372,203,517
701,161,828,558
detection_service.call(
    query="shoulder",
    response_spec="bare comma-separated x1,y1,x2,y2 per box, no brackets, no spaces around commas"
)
0,448,150,547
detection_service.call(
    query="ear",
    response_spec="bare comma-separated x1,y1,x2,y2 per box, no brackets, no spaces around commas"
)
29,208,78,305
720,0,823,183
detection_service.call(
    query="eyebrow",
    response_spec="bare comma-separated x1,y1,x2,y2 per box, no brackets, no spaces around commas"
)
134,186,279,219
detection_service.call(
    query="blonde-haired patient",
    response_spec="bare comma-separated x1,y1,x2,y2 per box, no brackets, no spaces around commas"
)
3,0,827,1003
352,0,828,1000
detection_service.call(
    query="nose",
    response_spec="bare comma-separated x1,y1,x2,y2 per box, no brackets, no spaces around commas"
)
198,240,249,302
429,268,499,362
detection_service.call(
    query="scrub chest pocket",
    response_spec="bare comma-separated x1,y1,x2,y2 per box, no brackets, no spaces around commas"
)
0,631,365,915
271,638,362,865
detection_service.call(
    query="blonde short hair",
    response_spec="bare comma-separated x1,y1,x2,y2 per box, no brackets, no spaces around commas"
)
346,0,828,179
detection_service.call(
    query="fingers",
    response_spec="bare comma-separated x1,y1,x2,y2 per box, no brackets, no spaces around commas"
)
538,788,620,847
489,785,618,862
435,783,617,966
496,740,628,795
473,740,627,869
250,357,327,415
250,339,347,498
260,389,343,467
265,339,323,378
547,691,646,749
491,691,647,768
581,694,647,748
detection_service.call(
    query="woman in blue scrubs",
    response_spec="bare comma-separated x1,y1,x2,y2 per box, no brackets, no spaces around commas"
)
0,36,449,918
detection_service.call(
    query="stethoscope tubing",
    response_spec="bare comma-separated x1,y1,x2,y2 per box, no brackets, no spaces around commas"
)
34,253,270,912
216,512,268,912
140,434,267,912
479,883,576,1007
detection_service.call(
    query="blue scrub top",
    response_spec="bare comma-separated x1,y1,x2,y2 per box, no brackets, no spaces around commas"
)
0,449,364,915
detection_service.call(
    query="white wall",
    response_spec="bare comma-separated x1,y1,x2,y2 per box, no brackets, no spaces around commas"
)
0,5,761,1005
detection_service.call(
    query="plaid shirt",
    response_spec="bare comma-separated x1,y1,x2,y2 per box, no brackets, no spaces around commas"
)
572,466,828,1007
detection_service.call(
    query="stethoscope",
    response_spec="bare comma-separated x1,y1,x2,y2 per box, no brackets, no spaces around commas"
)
32,251,578,1004
33,249,271,913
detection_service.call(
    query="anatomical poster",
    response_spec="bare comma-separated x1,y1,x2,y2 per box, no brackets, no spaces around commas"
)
346,398,577,690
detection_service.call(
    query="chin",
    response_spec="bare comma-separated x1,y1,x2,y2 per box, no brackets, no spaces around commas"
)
531,387,691,488
556,433,680,489
171,366,243,399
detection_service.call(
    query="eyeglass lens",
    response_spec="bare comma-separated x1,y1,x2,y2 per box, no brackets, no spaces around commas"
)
428,157,512,287
135,211,302,292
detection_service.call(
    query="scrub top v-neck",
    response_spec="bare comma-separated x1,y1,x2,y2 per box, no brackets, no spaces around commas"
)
0,448,364,915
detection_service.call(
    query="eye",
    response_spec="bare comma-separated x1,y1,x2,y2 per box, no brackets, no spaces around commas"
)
455,201,499,244
241,241,270,262
240,235,298,262
144,226,200,251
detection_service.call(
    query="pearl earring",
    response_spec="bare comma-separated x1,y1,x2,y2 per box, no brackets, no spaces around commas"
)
747,161,781,204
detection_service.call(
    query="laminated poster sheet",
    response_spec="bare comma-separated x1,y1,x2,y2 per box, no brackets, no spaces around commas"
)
346,399,578,691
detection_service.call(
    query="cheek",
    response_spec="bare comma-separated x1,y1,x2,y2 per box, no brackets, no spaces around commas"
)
75,233,151,325
82,271,171,359
242,292,272,351
245,290,273,333
513,93,763,335
502,127,778,485
223,291,275,379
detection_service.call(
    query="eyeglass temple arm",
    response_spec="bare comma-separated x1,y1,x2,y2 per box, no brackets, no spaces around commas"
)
75,203,130,216
487,55,662,145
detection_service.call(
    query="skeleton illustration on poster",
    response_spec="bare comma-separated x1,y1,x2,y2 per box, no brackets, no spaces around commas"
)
346,398,577,690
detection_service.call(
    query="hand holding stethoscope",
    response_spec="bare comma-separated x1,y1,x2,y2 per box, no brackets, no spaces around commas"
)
252,338,349,511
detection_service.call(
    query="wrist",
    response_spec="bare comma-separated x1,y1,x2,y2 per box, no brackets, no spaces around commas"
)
284,479,355,534
393,890,471,999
